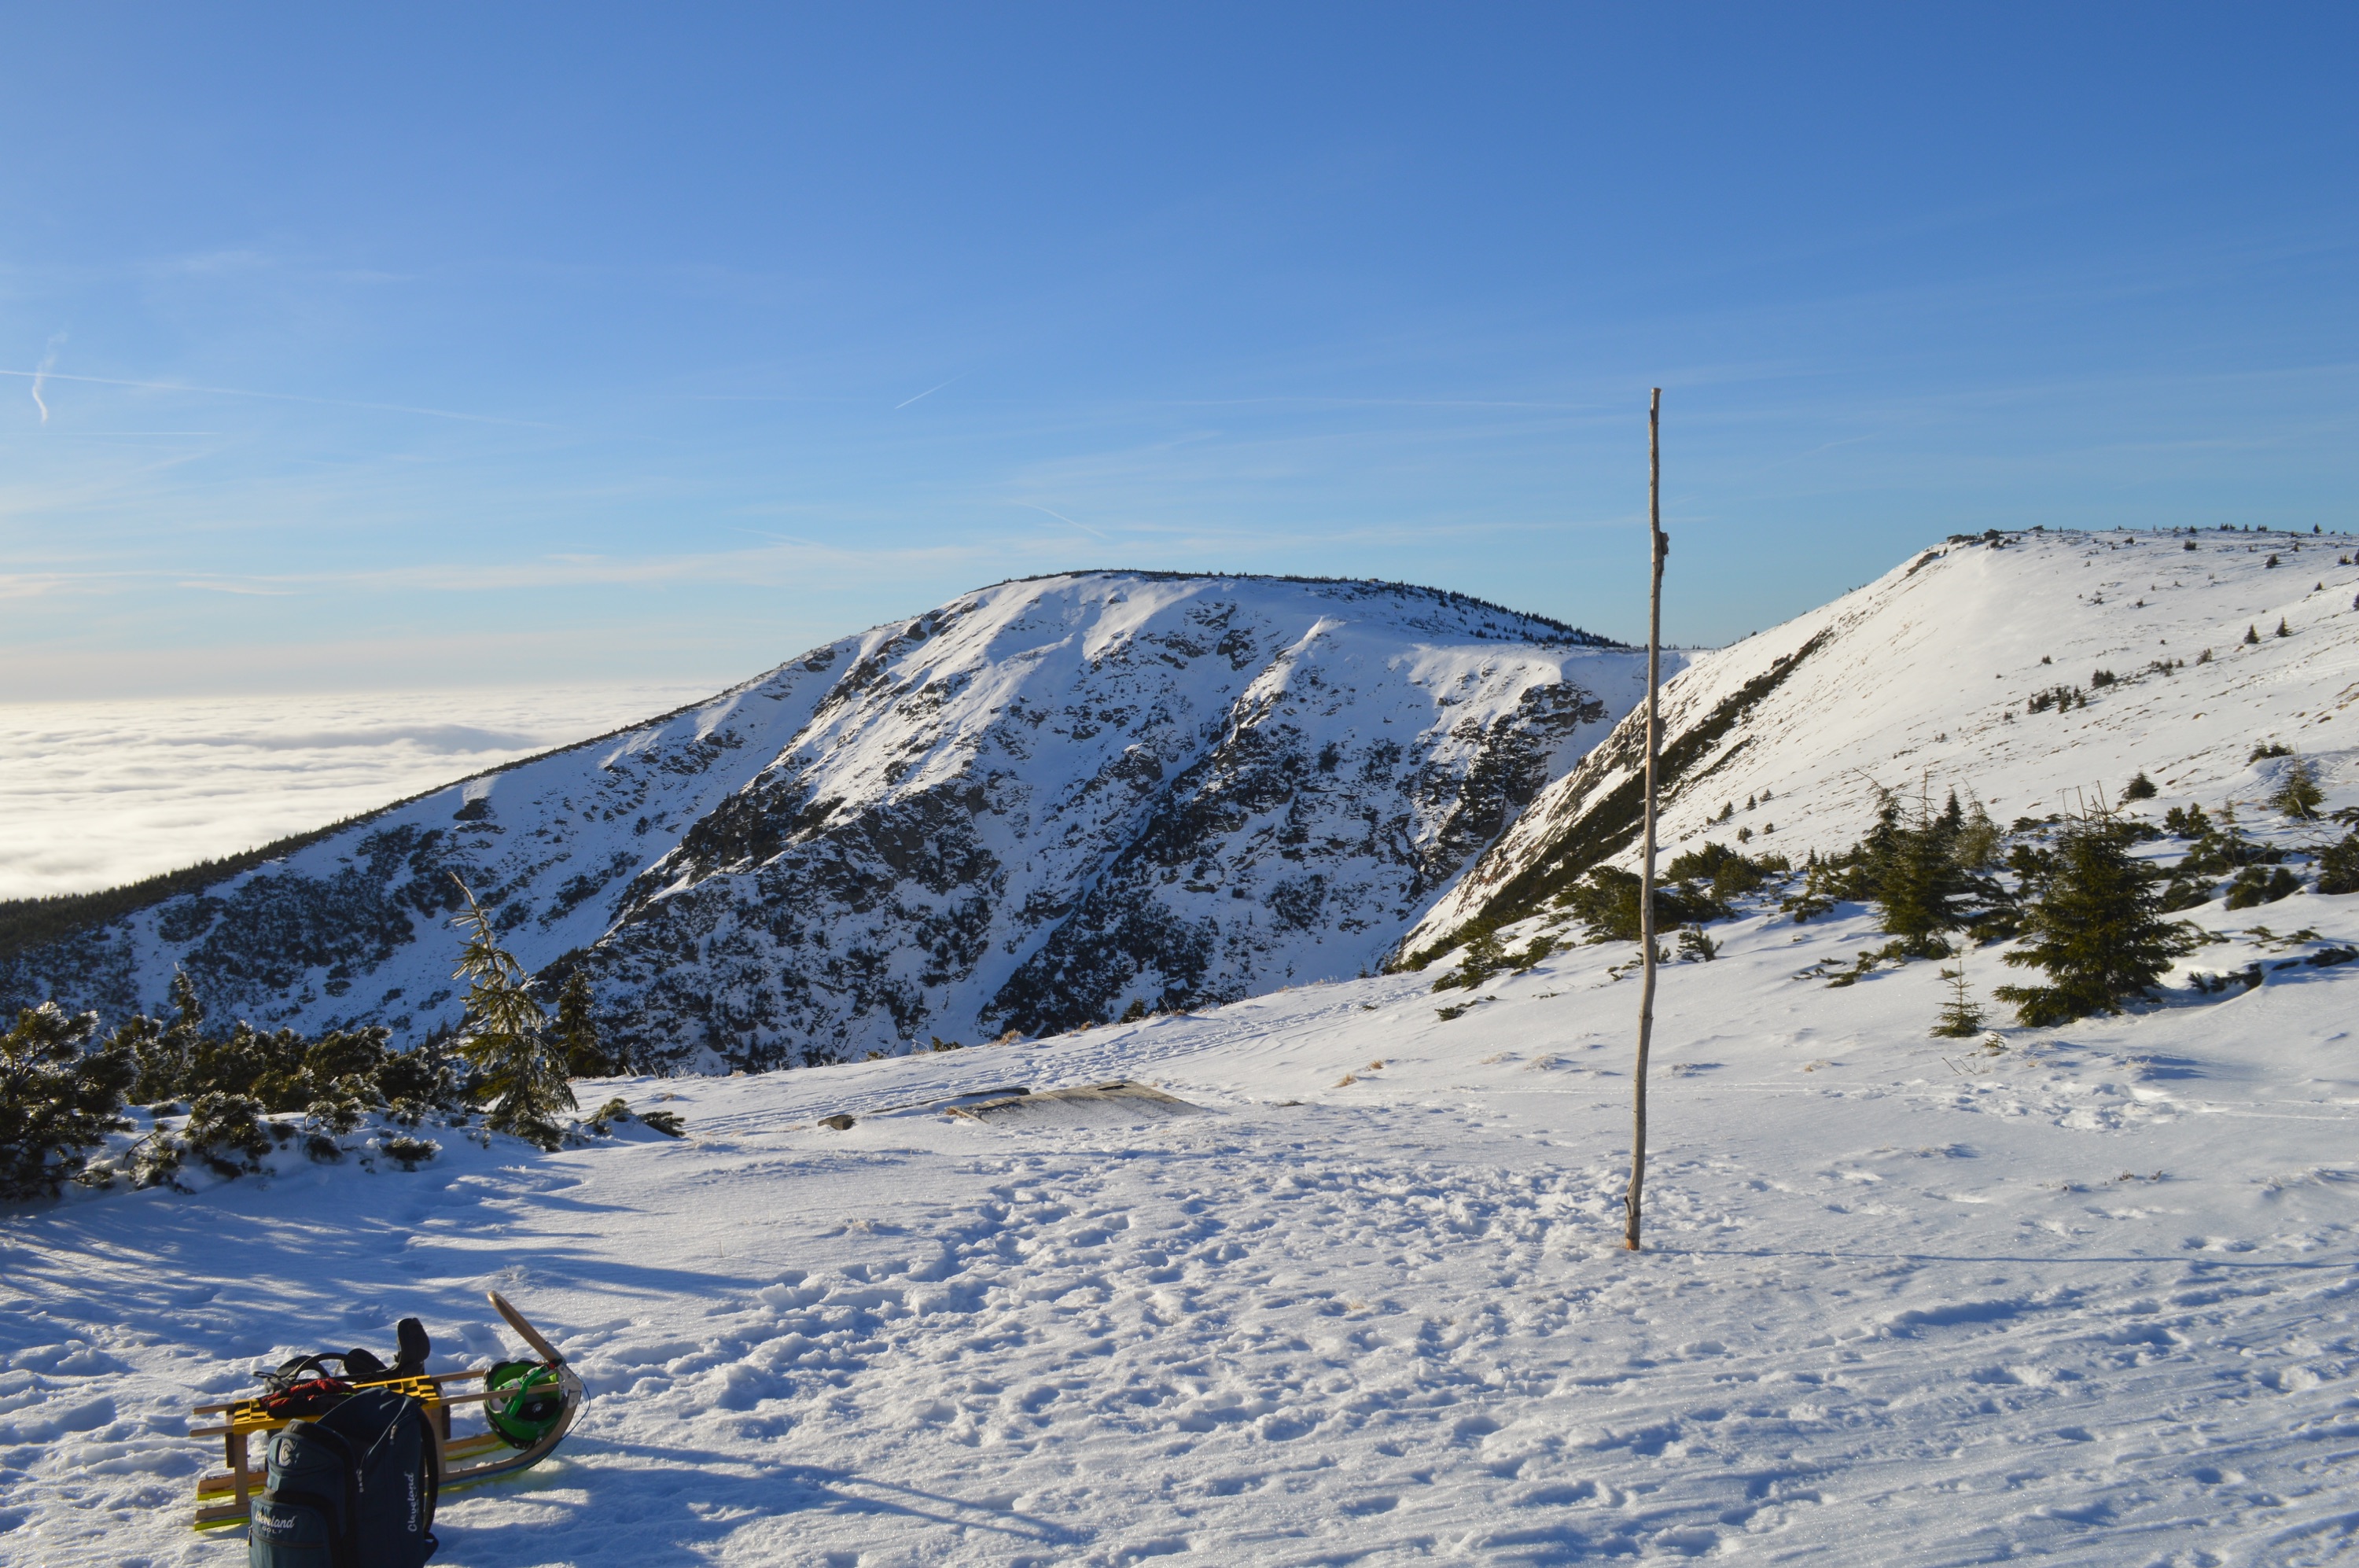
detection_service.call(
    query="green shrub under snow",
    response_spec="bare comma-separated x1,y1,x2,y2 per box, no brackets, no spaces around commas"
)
3,901,677,1205
0,1004,133,1201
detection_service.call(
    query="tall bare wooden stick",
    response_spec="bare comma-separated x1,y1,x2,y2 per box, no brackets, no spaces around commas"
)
1625,387,1668,1252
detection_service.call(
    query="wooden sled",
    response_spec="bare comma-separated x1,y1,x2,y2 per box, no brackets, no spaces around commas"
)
190,1290,585,1530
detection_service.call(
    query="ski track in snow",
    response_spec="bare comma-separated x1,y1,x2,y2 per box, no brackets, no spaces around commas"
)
7,886,2359,1565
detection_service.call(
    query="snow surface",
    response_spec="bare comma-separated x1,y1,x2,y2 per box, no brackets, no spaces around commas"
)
7,875,2359,1564
6,531,2359,1564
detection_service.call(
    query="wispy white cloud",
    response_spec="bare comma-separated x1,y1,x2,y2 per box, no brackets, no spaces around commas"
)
173,580,301,597
145,247,413,287
154,248,276,276
0,531,1072,601
28,333,64,425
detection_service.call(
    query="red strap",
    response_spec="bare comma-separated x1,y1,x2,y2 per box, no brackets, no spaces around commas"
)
259,1376,352,1419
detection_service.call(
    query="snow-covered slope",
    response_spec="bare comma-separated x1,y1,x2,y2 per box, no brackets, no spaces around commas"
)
2,574,1648,1067
1407,527,2359,962
7,857,2358,1564
9,530,2359,1564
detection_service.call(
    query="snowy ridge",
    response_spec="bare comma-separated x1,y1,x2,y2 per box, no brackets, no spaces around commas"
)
2,573,1643,1067
1407,526,2359,960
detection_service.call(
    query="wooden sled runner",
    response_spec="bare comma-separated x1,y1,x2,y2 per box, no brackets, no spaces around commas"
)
190,1290,586,1530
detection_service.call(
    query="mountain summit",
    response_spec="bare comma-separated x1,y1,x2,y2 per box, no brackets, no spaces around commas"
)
3,573,1647,1068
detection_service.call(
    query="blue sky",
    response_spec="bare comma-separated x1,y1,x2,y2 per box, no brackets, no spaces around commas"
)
3,4,2353,698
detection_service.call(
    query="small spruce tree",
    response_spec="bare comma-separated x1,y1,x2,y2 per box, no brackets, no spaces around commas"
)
2121,771,2158,802
550,970,614,1078
449,877,572,1149
2269,755,2324,820
1930,958,1986,1038
2243,624,2260,645
1864,788,1977,957
2276,617,2291,639
2319,831,2359,896
1952,794,2003,871
1994,815,2186,1026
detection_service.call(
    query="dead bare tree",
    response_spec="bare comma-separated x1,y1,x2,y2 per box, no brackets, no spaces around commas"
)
1625,388,1669,1251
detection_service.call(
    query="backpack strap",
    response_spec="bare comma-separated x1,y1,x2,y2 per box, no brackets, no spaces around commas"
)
261,1353,344,1397
421,1411,441,1538
335,1423,365,1568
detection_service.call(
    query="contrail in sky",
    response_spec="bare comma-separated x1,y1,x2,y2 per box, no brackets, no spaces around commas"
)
1012,501,1106,539
894,374,964,410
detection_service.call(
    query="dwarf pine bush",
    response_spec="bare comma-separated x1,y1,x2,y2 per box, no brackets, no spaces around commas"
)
1,1004,133,1202
1564,866,1721,944
2224,865,2302,909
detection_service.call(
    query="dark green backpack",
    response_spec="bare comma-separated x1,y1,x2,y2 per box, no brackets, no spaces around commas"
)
248,1385,439,1568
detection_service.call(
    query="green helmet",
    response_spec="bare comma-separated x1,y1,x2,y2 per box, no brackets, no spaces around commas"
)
484,1360,565,1448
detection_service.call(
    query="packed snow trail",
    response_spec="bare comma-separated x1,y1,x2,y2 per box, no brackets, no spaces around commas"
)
8,878,2359,1564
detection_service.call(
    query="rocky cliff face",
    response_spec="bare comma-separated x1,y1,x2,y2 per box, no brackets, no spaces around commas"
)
5,573,1645,1069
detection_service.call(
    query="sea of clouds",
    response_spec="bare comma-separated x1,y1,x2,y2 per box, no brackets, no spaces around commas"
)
0,684,713,901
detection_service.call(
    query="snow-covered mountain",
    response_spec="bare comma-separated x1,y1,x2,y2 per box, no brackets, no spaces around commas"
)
1404,525,2359,963
13,530,2359,1565
2,573,1647,1067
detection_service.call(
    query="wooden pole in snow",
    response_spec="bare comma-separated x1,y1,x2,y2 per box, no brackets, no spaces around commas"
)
1625,388,1667,1252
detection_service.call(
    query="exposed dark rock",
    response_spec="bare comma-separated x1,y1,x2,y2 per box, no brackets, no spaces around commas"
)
4,573,1639,1069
